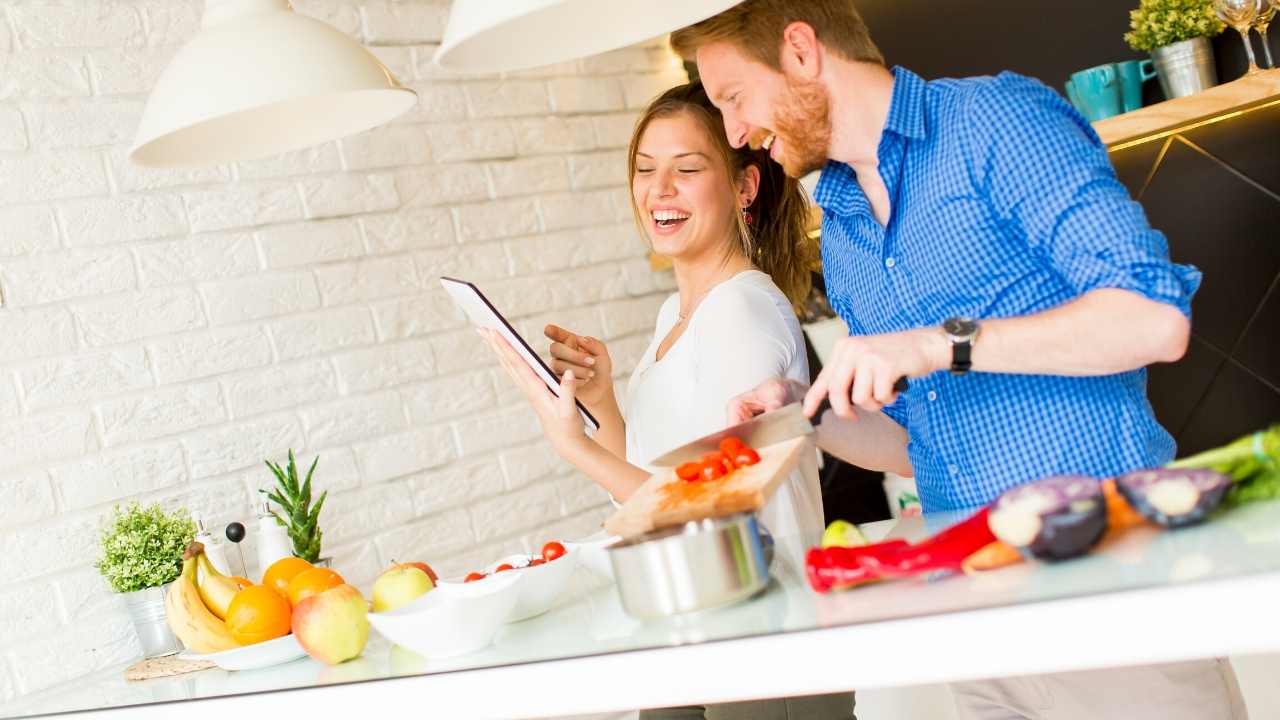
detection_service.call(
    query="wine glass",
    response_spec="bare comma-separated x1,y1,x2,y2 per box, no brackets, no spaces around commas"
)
1216,0,1262,75
1258,0,1279,68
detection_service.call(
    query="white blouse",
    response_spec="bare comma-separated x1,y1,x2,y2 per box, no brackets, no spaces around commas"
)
623,270,826,553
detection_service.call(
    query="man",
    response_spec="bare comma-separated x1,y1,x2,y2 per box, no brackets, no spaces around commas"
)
670,2,1249,719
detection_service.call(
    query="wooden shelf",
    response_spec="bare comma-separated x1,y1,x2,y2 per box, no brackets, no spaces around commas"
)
1094,68,1280,149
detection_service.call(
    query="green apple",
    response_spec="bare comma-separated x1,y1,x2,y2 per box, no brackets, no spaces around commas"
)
292,584,369,665
821,520,869,549
371,564,434,613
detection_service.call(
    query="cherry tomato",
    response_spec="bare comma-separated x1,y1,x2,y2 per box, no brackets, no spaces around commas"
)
495,563,515,573
700,459,727,481
676,462,703,481
733,447,761,467
719,437,746,455
529,558,546,566
541,541,567,562
464,572,485,583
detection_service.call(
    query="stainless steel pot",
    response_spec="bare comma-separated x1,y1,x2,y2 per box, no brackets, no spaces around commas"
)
607,512,773,619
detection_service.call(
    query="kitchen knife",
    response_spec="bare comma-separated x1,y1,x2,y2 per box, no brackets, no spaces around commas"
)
649,377,908,467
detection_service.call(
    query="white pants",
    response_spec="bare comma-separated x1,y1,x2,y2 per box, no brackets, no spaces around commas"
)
952,659,1248,720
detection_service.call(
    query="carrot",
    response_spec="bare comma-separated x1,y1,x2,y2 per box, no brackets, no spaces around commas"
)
961,540,1022,574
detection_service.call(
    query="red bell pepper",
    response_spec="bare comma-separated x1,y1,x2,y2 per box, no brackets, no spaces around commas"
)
806,507,996,593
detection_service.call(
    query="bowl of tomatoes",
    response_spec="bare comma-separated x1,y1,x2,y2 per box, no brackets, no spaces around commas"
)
461,540,579,623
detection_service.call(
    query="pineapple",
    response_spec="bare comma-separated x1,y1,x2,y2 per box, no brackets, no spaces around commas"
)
261,450,327,564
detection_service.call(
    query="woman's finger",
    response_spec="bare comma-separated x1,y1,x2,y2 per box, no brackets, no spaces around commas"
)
550,359,594,378
545,324,579,349
557,369,578,418
549,341,596,367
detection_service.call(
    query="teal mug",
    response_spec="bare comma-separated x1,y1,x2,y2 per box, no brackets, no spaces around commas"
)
1115,59,1157,113
1068,64,1122,122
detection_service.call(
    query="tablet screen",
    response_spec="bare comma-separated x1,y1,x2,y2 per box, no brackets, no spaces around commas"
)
440,277,600,432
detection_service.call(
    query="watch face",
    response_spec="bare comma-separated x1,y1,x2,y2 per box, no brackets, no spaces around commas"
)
944,317,977,337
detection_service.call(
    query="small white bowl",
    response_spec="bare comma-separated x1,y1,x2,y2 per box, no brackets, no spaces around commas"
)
565,530,621,582
177,633,307,671
485,550,579,622
367,572,518,660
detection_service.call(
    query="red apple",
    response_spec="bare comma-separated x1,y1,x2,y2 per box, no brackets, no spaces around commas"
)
395,561,438,584
292,584,369,665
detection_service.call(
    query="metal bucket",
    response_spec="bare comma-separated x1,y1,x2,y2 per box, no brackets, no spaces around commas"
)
1152,37,1218,100
123,584,182,658
607,512,774,619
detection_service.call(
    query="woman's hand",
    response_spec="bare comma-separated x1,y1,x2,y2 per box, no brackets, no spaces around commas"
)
481,328,590,459
545,324,614,409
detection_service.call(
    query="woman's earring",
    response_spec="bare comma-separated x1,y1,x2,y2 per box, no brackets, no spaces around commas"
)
743,209,754,226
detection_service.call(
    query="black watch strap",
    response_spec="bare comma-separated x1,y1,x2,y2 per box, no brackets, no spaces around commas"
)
951,339,972,375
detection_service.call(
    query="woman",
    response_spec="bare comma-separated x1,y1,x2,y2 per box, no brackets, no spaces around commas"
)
482,82,854,718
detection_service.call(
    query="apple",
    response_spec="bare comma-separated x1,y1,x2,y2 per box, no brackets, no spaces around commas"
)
371,564,434,613
396,561,438,584
291,584,369,665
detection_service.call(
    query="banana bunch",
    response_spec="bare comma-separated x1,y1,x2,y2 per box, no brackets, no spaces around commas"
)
165,542,244,654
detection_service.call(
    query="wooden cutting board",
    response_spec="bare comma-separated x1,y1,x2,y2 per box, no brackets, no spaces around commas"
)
604,435,810,539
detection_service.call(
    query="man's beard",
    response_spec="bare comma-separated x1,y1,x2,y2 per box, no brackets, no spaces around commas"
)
768,76,833,178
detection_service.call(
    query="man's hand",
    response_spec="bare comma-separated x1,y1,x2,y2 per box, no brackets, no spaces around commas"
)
726,378,811,424
803,328,949,420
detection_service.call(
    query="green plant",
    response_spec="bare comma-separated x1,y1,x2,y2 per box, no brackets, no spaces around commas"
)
261,450,327,563
1125,0,1225,52
95,503,195,593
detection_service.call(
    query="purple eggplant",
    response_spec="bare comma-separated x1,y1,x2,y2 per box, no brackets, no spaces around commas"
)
988,476,1108,561
1116,468,1231,528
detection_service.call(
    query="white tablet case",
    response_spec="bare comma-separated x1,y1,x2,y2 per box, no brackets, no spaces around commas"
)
440,277,600,432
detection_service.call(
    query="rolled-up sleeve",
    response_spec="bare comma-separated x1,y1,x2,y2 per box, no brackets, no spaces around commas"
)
963,73,1201,318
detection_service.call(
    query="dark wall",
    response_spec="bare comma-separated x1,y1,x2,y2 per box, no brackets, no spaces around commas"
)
859,0,1278,105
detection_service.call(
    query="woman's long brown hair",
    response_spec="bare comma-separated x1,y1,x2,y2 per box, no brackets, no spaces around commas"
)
626,82,815,312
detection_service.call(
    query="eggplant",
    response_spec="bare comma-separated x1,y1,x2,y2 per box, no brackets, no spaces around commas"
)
988,476,1108,561
1115,468,1231,528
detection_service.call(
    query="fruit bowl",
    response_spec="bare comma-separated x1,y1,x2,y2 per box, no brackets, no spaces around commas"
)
367,572,519,660
177,633,307,671
564,530,620,582
486,549,580,623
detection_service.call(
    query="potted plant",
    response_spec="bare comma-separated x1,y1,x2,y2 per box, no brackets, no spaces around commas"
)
1125,0,1226,99
95,502,195,658
261,450,329,566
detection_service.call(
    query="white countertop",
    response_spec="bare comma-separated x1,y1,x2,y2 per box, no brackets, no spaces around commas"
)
6,501,1280,720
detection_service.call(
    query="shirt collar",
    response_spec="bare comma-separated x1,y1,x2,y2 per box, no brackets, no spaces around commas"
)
814,66,928,217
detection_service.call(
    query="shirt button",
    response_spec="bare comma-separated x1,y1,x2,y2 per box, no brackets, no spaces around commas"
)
884,257,896,268
927,391,938,401
948,464,959,476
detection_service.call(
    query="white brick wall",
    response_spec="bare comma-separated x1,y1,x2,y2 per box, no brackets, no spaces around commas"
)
0,0,682,701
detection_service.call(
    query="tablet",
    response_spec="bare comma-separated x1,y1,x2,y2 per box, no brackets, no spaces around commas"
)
440,277,600,432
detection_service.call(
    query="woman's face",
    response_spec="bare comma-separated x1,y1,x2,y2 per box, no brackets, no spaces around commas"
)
632,113,741,262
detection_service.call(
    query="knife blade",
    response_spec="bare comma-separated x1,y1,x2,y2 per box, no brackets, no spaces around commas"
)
646,376,909,468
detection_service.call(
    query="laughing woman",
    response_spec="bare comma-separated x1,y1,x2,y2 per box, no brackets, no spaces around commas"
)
481,82,856,718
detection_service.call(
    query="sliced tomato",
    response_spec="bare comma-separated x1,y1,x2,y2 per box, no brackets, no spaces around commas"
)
733,447,761,467
676,462,703,481
719,437,746,455
464,572,486,583
700,459,727,481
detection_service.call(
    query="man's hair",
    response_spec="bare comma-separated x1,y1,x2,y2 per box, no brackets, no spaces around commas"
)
670,0,884,69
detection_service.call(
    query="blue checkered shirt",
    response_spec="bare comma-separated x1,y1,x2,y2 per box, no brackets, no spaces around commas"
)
815,67,1201,513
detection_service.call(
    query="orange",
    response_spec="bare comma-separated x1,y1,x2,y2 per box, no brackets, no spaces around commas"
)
262,556,312,597
286,567,344,607
225,585,291,646
229,576,253,590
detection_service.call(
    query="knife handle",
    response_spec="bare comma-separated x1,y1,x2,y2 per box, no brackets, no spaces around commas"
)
811,376,909,425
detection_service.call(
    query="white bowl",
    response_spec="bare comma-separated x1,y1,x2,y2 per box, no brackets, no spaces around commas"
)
485,550,579,623
367,572,519,660
565,530,621,582
177,633,307,671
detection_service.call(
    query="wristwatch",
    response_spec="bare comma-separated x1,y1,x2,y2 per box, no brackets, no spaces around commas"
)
941,317,980,375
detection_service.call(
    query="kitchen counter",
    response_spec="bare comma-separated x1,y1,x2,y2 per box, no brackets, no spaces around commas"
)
6,500,1280,720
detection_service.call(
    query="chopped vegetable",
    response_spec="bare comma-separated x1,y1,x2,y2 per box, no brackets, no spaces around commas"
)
988,476,1107,561
806,507,995,592
1116,468,1232,528
961,541,1022,574
1167,425,1280,507
732,447,760,467
676,462,702,481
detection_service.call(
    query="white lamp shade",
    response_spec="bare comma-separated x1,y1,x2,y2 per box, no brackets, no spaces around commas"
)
130,0,417,168
434,0,743,73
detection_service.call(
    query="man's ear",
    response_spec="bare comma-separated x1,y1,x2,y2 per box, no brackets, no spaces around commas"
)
779,21,822,80
738,164,761,207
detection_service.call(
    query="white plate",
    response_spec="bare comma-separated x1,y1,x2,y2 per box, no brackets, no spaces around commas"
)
368,572,520,660
177,634,307,671
485,549,579,623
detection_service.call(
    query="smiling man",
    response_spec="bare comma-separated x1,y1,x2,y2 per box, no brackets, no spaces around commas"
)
670,2,1247,719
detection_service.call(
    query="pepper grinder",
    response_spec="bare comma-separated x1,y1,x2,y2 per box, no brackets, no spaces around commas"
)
224,521,249,579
